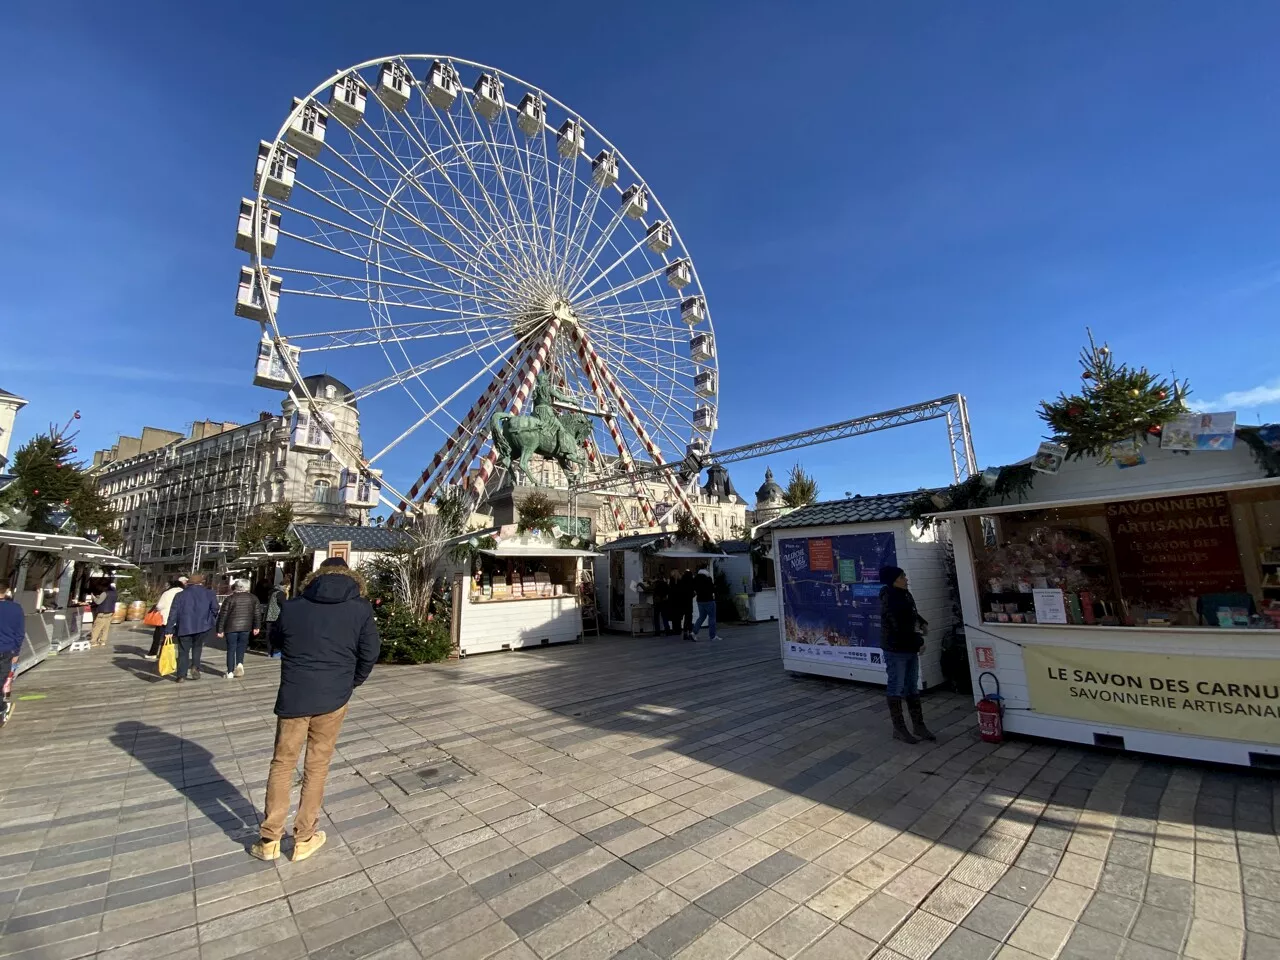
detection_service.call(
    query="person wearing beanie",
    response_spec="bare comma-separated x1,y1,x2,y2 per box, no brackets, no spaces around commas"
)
251,554,379,864
878,565,935,744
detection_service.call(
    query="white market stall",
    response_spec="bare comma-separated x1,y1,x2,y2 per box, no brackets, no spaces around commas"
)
0,529,137,676
595,534,725,632
458,533,600,656
771,494,954,689
936,423,1280,766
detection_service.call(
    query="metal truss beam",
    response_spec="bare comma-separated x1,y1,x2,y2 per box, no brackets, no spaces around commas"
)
570,394,975,497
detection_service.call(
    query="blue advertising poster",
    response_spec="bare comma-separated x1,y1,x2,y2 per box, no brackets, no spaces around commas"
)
779,533,898,670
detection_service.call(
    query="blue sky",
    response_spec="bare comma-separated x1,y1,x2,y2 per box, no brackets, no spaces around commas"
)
2,1,1279,504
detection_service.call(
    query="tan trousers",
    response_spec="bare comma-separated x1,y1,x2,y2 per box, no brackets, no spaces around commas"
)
260,705,347,842
90,614,113,647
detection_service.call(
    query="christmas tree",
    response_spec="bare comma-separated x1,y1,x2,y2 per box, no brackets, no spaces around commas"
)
1039,331,1189,460
0,416,120,545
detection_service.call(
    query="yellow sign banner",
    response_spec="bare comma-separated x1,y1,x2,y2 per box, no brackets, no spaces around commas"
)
1022,645,1280,745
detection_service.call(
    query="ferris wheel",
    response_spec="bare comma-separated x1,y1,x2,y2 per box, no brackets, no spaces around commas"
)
234,55,718,532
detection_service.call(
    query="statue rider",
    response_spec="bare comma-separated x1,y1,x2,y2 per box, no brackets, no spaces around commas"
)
531,373,573,450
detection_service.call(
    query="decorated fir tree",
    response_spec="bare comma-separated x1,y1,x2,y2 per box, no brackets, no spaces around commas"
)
1039,331,1189,460
0,415,119,545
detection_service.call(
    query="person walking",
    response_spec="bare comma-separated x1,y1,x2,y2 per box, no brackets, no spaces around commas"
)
89,579,117,648
676,569,696,641
250,558,379,863
690,567,719,642
264,582,288,658
217,580,262,679
165,574,219,682
0,587,24,727
146,578,185,661
664,572,681,636
879,565,935,744
651,566,669,636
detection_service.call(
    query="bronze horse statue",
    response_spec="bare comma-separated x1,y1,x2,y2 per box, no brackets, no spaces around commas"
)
490,408,593,484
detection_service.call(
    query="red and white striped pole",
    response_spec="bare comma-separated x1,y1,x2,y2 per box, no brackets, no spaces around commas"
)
552,369,627,532
571,327,711,542
570,335,656,527
397,344,532,514
469,319,562,501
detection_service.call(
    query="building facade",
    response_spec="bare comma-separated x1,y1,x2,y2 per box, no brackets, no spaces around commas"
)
0,389,28,470
94,376,372,574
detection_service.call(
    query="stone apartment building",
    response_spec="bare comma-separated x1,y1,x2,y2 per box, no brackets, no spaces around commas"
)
94,375,373,574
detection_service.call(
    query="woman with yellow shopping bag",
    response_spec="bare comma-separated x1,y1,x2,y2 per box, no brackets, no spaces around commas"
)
157,634,178,677
145,578,185,662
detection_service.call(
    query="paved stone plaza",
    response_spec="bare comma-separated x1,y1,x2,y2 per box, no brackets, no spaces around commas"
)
1,622,1279,960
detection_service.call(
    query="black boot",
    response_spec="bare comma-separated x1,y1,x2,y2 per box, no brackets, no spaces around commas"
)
906,698,937,741
888,697,919,744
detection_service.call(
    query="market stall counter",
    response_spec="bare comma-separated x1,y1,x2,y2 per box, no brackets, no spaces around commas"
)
937,427,1280,766
458,536,600,656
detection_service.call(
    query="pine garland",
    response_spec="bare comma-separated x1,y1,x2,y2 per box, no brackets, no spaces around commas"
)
1039,331,1189,460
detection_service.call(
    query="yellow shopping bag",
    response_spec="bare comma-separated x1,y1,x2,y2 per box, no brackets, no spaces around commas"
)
157,637,177,677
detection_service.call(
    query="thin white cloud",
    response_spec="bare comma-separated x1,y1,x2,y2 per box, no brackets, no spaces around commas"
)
1199,381,1280,411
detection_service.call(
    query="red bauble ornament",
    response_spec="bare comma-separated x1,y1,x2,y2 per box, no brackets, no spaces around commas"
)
32,489,39,496
1148,425,1162,435
63,500,70,506
1081,371,1094,380
1068,405,1082,418
1158,391,1167,400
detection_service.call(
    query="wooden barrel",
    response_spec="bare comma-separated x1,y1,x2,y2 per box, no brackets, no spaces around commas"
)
126,600,146,621
111,604,127,623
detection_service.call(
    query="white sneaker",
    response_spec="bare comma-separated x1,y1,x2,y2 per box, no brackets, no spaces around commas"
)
225,672,235,679
234,664,244,678
143,655,157,661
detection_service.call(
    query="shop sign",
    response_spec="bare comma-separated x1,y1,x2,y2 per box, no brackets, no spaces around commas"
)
1032,588,1068,624
327,541,351,564
1024,645,1280,745
779,533,896,651
1105,493,1244,601
974,646,996,670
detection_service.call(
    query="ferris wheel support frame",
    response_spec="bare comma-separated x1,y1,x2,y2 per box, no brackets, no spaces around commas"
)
468,318,562,501
570,326,713,542
570,334,657,527
398,340,535,511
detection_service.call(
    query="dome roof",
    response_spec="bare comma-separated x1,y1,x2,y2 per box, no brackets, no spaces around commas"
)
756,467,784,504
290,374,356,408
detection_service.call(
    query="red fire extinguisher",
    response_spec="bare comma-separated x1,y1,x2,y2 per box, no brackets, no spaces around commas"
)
977,671,1004,743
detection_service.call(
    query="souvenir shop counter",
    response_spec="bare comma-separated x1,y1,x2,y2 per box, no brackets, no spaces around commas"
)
937,427,1280,767
457,544,597,656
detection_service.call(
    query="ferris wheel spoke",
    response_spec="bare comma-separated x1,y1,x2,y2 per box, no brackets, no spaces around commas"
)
348,327,517,405
568,230,654,301
596,347,701,425
437,96,545,283
377,100,532,283
559,173,610,290
364,343,523,470
296,157,518,289
273,237,515,311
583,322,694,369
458,94,548,279
577,295,685,320
330,118,513,282
278,197,526,302
573,263,670,310
493,97,552,275
564,201,629,293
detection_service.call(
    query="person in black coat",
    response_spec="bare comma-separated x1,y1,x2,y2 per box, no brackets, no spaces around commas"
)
251,558,379,864
879,565,934,744
215,580,262,679
676,570,696,641
651,566,669,636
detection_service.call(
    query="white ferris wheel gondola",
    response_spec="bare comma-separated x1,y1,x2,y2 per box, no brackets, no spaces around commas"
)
233,55,719,530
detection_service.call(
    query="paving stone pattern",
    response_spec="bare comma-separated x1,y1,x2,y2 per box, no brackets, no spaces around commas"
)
1,622,1279,959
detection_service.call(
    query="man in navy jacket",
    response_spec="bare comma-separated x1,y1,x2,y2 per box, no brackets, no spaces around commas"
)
251,558,379,863
165,574,220,682
0,587,24,726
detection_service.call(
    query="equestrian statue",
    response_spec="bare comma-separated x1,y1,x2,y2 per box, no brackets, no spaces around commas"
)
490,373,593,485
